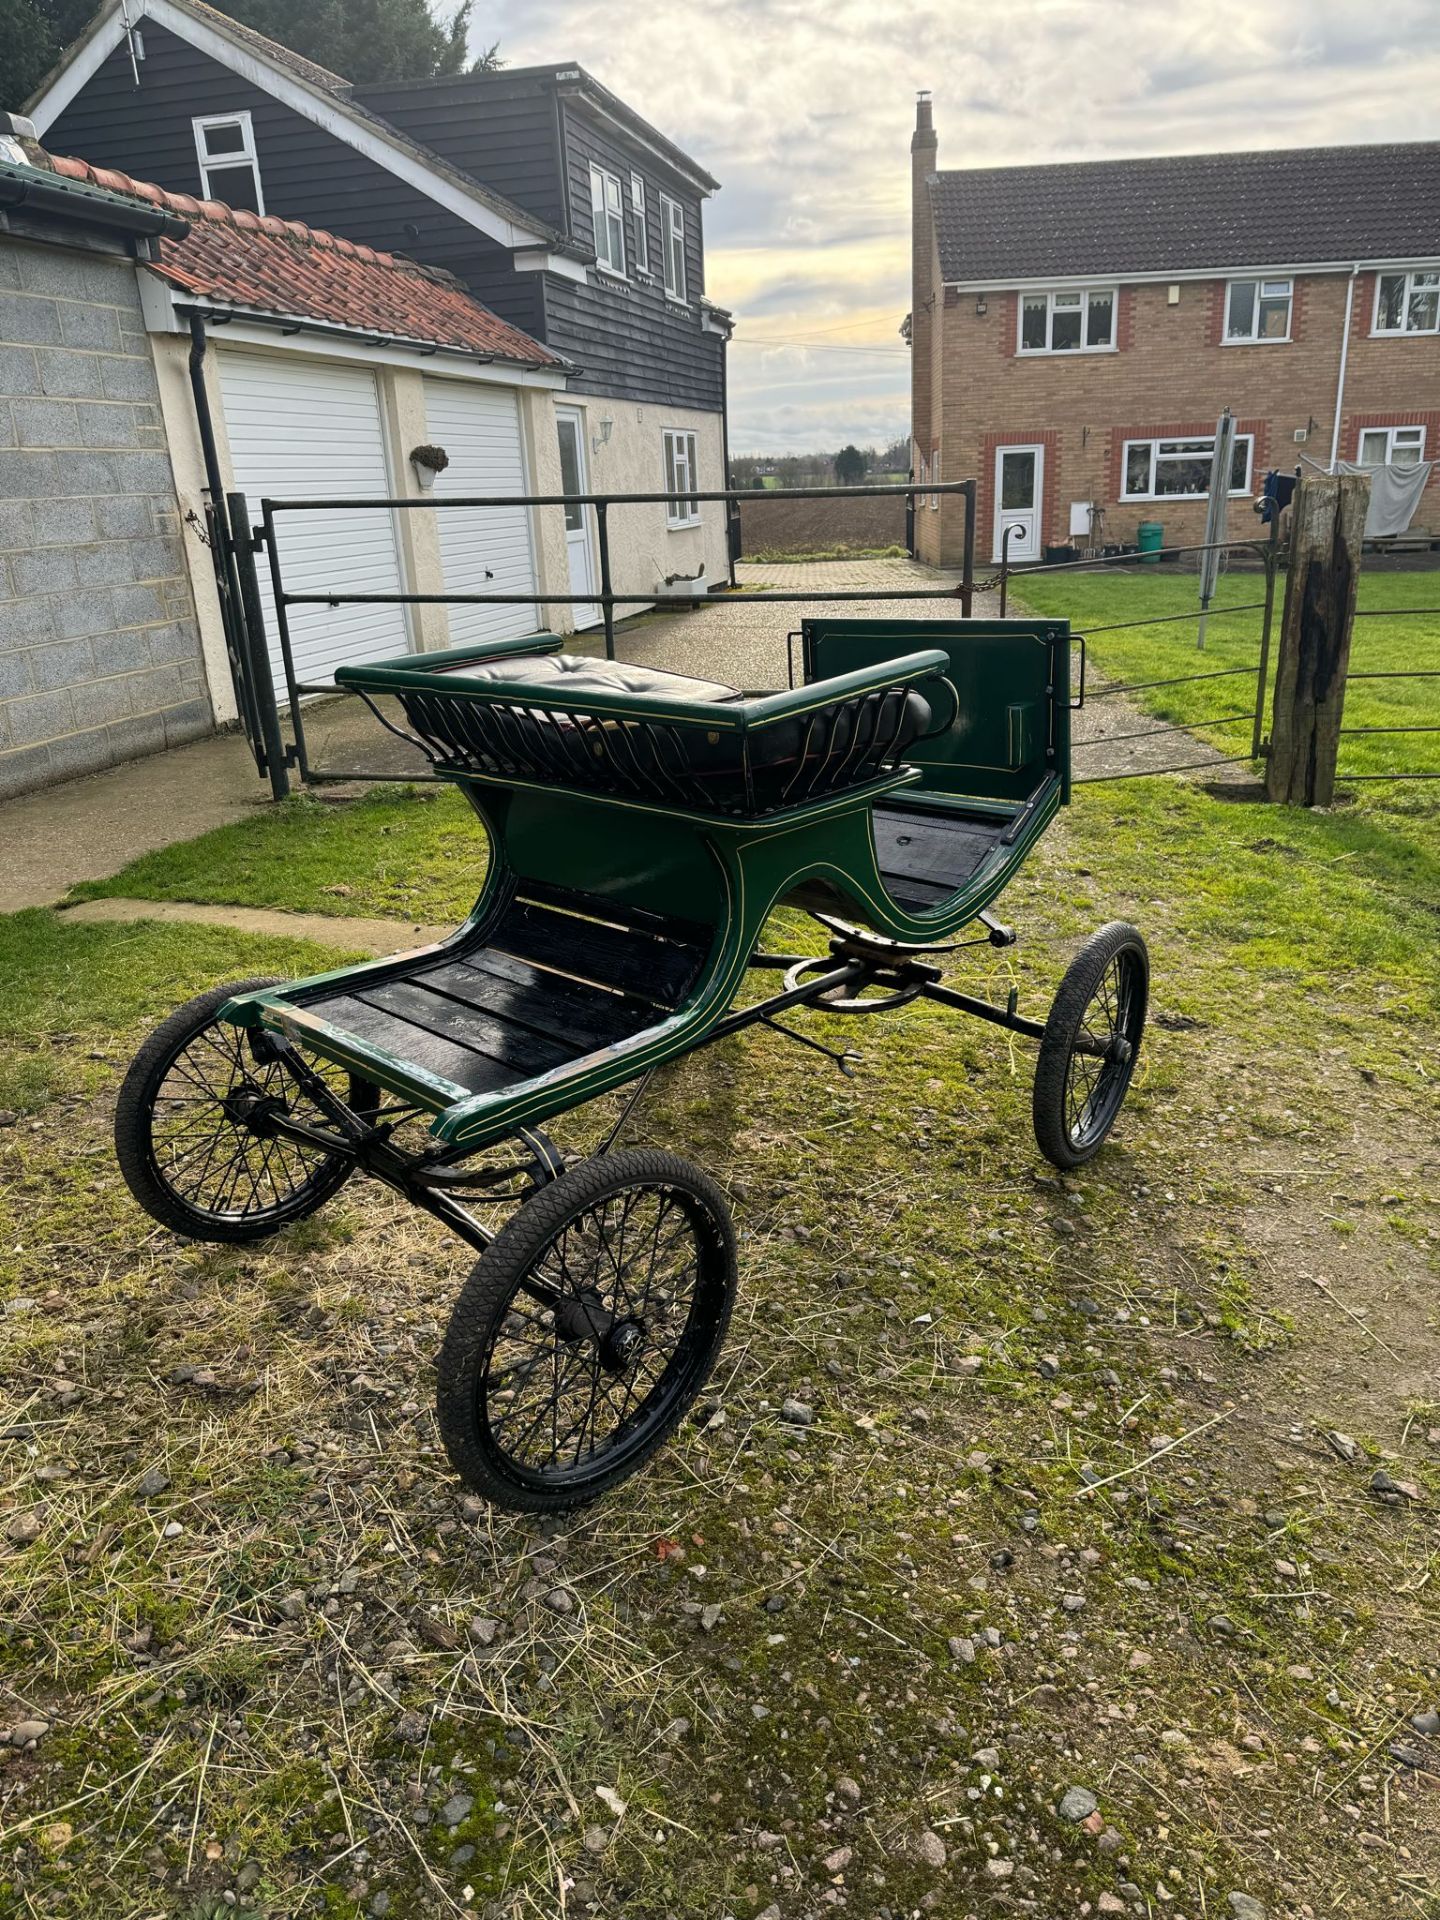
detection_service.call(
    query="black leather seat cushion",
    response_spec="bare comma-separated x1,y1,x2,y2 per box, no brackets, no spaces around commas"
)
432,652,747,707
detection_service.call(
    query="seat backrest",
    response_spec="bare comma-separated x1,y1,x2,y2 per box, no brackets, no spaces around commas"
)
339,643,953,819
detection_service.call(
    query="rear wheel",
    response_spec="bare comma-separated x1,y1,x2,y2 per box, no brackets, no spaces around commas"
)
1032,923,1149,1169
436,1148,736,1512
115,979,377,1243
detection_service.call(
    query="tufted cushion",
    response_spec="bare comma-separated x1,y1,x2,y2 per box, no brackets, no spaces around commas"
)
432,652,747,706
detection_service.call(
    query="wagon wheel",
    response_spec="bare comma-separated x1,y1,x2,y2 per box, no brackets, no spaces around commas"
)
1032,923,1149,1170
436,1149,736,1512
115,979,378,1244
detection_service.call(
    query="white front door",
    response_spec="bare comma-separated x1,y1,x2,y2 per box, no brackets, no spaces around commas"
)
993,443,1044,562
423,377,538,646
555,407,600,630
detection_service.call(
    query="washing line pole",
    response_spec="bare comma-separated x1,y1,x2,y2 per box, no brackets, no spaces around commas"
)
1196,408,1235,652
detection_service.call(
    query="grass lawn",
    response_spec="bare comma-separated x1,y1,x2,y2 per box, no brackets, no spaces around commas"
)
1015,565,1440,781
3,763,1438,1917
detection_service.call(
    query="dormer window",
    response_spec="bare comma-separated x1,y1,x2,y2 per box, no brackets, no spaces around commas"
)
192,112,264,213
590,165,626,275
1018,287,1114,353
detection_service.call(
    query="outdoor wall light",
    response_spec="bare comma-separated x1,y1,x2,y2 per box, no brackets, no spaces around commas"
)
975,294,988,316
592,415,614,454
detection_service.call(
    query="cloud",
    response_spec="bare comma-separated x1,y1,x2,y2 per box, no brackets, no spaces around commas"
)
488,0,1440,452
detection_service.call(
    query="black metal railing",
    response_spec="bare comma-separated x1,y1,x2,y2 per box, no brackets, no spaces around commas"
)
223,480,978,796
1334,587,1440,782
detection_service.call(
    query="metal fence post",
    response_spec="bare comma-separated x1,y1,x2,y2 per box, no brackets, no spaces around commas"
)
227,492,290,802
596,499,615,661
1265,471,1368,806
1251,508,1282,760
961,481,976,617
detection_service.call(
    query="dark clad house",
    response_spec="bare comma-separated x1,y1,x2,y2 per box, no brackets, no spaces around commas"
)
27,0,734,625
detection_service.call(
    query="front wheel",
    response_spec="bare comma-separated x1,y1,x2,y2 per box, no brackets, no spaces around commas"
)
1032,923,1149,1169
115,979,377,1243
436,1148,736,1512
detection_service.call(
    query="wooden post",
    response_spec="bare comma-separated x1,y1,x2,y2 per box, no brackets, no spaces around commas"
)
1265,470,1368,806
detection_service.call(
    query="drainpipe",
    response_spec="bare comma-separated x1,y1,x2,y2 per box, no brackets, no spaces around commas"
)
187,310,231,533
1328,264,1361,472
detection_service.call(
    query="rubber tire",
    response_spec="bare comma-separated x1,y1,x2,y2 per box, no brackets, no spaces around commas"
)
1032,922,1149,1171
436,1148,737,1513
115,978,374,1244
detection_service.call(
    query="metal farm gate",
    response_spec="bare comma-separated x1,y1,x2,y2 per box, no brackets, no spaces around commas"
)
210,480,979,796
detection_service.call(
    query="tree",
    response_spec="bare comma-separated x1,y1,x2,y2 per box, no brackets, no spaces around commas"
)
834,444,867,486
1,0,496,110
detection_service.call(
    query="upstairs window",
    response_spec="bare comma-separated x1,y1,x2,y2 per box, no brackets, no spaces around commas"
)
661,194,687,303
590,165,625,275
1225,277,1292,341
1019,287,1114,353
663,428,699,527
630,172,649,274
1357,424,1427,467
1374,269,1440,335
192,112,264,214
1122,433,1253,500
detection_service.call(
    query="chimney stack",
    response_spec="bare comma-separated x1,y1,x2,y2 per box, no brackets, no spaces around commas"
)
910,92,938,492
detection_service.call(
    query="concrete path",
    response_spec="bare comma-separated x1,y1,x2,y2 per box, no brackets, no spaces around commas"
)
60,895,448,953
1,556,1244,913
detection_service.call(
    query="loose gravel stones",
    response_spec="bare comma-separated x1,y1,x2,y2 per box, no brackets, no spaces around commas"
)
913,1829,946,1868
1058,1785,1098,1821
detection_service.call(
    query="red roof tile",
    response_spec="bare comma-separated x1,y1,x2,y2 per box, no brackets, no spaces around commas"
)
47,152,559,368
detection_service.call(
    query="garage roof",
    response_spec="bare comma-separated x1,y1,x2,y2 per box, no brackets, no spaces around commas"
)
929,142,1440,283
47,151,562,367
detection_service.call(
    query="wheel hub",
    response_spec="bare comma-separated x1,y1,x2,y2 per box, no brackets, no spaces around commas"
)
1108,1035,1133,1065
222,1084,288,1136
601,1318,646,1374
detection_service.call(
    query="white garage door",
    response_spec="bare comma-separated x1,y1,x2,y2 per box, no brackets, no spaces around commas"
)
218,351,410,688
423,378,539,645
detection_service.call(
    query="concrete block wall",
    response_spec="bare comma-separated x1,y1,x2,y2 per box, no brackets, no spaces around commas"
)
0,235,212,800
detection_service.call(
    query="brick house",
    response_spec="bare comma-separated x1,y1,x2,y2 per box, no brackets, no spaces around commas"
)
908,94,1440,566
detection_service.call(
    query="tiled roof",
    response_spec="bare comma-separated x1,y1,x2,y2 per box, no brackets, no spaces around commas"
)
47,153,560,365
929,142,1440,283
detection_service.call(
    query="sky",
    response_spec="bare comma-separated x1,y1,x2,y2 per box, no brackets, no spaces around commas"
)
494,0,1440,455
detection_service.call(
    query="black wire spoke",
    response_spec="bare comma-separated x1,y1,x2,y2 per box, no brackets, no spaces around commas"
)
146,1024,353,1219
481,1179,717,1480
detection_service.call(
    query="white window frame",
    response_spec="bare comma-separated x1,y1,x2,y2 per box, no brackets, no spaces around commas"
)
630,172,649,275
192,111,264,213
590,164,626,276
930,449,941,508
1017,286,1116,355
663,428,700,528
1224,276,1293,343
661,193,687,304
1356,424,1427,466
1120,433,1255,502
1373,268,1440,336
